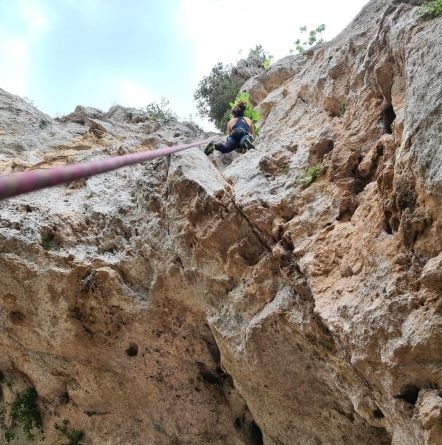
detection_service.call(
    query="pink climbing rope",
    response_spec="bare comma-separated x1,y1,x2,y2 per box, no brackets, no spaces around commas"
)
0,137,214,201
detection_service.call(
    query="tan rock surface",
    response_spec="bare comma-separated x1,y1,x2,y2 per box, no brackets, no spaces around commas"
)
0,1,441,444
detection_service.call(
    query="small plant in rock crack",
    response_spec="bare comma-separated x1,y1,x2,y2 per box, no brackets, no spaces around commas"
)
417,0,442,18
4,388,44,442
294,164,322,188
355,44,368,56
40,233,58,251
55,419,85,445
281,164,290,174
338,101,348,117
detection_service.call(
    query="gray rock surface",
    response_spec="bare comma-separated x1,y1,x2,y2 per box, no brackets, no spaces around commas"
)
0,1,441,444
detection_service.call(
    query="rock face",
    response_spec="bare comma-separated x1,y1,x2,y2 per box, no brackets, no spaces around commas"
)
0,1,441,444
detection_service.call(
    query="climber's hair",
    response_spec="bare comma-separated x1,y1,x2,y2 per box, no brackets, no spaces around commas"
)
232,101,246,117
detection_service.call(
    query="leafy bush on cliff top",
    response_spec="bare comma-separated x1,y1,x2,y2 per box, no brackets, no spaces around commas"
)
417,0,442,17
145,98,177,122
248,44,274,70
194,45,271,131
291,24,326,54
194,62,244,131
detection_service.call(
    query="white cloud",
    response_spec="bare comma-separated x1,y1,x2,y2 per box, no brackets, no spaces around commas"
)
18,0,52,35
173,0,369,130
113,78,153,108
0,0,52,97
176,0,369,80
0,34,30,96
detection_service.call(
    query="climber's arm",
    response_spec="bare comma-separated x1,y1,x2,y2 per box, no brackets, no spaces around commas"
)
226,119,233,135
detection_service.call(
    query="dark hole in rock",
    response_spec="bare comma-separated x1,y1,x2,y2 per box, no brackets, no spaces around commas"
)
9,311,25,324
249,421,263,445
352,179,367,194
337,198,359,222
197,362,221,384
261,201,269,209
59,392,70,405
126,344,138,357
376,143,385,157
373,408,384,419
383,105,396,134
240,244,263,267
173,257,184,268
346,411,355,422
397,384,420,405
383,211,394,234
234,417,242,431
39,119,49,129
280,237,294,252
309,138,334,164
395,178,417,211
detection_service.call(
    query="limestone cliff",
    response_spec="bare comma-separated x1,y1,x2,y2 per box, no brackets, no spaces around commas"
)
0,1,441,444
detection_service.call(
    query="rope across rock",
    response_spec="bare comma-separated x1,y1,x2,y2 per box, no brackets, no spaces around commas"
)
0,137,213,201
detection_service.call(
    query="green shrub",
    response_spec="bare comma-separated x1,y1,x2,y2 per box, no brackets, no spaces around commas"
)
291,24,326,54
338,101,348,117
229,92,261,126
55,419,85,445
263,57,273,70
145,98,177,122
4,388,43,442
295,164,322,188
417,0,442,17
66,429,85,445
40,234,56,251
194,46,270,131
194,62,244,131
248,44,273,70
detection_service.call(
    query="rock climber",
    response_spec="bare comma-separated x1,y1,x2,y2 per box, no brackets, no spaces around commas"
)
204,101,255,155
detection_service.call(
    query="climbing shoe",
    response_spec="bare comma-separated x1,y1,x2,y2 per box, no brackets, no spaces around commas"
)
241,137,255,151
204,142,215,156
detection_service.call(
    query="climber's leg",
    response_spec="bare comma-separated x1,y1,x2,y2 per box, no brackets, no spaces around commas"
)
240,134,255,150
214,136,239,154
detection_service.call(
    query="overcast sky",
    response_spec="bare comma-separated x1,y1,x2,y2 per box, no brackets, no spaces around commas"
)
0,0,369,128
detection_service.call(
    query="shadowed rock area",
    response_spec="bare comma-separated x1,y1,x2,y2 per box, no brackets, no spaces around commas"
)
0,0,441,444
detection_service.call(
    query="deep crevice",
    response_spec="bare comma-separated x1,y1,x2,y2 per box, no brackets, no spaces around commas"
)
234,417,242,431
383,105,396,134
396,384,420,405
197,362,222,384
373,408,384,419
249,421,264,445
